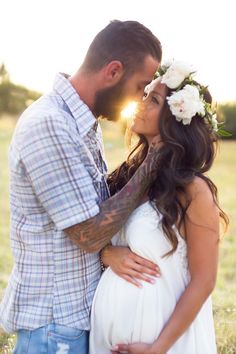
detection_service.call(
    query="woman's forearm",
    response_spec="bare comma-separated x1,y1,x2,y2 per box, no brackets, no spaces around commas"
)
151,278,215,353
64,138,161,253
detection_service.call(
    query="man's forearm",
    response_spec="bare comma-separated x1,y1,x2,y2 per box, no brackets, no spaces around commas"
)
65,160,153,252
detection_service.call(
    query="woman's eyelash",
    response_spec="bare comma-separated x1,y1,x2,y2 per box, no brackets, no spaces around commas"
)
152,96,159,104
143,93,159,104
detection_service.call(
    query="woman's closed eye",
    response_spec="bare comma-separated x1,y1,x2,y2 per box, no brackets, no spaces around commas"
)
151,96,159,104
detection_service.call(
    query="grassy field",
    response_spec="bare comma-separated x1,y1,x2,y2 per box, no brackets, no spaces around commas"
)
0,116,236,353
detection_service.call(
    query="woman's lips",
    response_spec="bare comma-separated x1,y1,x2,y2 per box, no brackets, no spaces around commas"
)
134,114,145,121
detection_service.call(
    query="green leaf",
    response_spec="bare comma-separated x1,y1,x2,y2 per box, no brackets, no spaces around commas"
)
217,129,232,137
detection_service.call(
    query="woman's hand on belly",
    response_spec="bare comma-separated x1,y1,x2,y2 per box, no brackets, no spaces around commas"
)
101,245,160,287
111,342,165,354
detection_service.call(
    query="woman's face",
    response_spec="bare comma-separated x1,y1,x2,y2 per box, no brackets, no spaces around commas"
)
131,78,167,144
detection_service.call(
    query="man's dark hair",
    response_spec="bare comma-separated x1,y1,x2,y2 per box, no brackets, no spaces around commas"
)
82,20,162,75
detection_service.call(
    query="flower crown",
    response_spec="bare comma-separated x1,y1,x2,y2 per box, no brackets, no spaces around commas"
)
154,60,230,137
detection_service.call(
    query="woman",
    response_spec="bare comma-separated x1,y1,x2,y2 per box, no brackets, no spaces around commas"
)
89,61,228,354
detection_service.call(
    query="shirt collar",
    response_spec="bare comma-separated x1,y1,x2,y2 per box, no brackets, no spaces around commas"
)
53,73,97,137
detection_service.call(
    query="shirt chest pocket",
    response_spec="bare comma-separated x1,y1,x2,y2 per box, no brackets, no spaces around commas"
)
85,162,108,201
79,142,109,200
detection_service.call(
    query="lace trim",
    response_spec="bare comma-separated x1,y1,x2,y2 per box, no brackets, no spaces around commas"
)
127,201,157,220
175,234,190,280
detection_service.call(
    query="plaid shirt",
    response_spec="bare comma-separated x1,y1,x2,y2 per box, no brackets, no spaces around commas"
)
0,73,109,333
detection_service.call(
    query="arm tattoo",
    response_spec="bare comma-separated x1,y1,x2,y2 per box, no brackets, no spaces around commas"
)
65,144,160,252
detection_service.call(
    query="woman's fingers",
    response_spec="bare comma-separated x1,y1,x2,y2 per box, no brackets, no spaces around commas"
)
129,253,160,276
117,270,156,287
113,343,153,353
128,270,156,284
120,274,143,288
105,246,161,284
131,253,160,276
121,251,161,282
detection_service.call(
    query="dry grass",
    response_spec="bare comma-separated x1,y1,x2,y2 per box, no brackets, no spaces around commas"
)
0,117,235,353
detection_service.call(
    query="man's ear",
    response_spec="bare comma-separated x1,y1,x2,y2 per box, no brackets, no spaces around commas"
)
103,61,124,86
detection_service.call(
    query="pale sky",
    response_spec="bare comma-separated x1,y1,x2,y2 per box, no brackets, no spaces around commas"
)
0,0,235,103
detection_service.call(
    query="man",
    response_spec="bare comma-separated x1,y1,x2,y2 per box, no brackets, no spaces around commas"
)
0,20,162,353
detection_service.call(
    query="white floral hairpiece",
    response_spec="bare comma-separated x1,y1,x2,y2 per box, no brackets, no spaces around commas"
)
155,60,230,136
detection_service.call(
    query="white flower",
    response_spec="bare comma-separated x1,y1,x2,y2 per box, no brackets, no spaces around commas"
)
211,113,218,131
167,84,205,125
161,61,194,89
162,59,174,69
144,77,159,96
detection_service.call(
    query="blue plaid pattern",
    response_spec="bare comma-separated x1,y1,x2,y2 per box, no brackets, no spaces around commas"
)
0,73,109,333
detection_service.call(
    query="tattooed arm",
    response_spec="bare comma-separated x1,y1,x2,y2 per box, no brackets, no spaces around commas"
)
64,137,161,252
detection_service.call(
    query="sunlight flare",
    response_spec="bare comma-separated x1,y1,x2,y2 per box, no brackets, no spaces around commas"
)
120,101,137,121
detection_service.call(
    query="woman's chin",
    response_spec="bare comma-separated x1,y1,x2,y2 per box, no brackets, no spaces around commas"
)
130,123,144,135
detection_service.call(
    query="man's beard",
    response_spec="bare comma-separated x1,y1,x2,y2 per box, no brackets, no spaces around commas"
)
94,79,127,121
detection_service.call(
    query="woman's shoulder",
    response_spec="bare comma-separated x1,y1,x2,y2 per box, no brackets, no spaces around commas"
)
185,176,214,200
183,176,219,221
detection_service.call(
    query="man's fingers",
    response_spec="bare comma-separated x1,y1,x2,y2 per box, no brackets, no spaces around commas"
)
150,134,163,148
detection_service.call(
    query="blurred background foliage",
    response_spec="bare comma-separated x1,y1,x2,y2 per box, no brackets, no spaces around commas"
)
1,62,236,139
0,64,41,116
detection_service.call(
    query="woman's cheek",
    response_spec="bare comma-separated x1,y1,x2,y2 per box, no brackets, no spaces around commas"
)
148,113,160,135
145,118,157,134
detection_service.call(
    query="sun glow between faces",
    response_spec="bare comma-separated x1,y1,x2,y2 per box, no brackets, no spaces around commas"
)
120,101,138,121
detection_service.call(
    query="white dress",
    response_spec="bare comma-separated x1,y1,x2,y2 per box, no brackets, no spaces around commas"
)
89,201,217,354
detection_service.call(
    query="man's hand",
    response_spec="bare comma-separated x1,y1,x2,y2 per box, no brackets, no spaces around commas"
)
101,245,160,287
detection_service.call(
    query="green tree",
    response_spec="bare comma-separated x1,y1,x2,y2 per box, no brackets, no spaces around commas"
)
218,102,236,139
0,63,10,84
0,63,41,116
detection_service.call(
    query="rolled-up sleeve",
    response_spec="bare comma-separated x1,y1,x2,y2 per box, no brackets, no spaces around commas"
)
19,114,100,230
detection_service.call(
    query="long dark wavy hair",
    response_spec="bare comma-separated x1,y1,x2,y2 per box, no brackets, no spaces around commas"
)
108,83,229,256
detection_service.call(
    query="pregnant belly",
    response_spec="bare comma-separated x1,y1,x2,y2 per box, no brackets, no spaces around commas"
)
91,267,177,347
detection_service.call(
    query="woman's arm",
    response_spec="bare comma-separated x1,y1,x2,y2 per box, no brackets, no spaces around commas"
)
64,137,161,253
114,177,220,354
